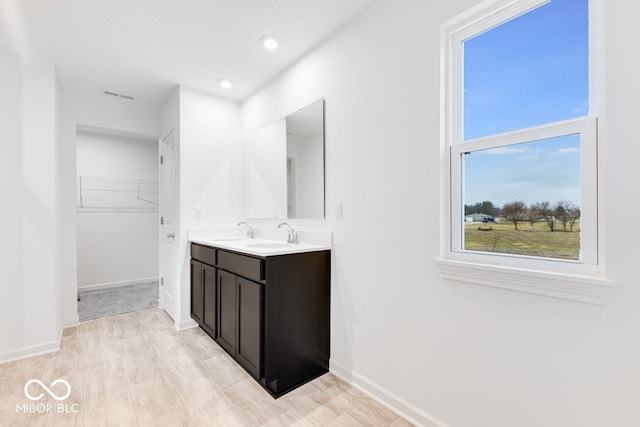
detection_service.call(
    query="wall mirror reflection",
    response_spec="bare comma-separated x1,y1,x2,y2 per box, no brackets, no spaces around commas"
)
244,98,325,219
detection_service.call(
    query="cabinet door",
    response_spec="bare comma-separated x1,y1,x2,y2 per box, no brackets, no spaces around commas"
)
216,269,237,355
190,260,204,324
236,277,263,379
202,264,217,338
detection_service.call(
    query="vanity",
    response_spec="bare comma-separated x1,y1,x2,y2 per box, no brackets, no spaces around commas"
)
188,98,330,397
189,236,331,398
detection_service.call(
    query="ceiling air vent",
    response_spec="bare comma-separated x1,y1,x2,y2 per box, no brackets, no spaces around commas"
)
103,90,135,101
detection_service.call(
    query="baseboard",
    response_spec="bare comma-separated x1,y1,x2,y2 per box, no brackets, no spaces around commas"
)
78,276,159,291
175,318,198,331
60,315,80,330
0,339,59,364
330,360,449,427
0,316,81,364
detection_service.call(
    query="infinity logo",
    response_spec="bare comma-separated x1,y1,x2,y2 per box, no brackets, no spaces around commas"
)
24,379,71,401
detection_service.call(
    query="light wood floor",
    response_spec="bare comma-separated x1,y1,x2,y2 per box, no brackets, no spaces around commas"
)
0,308,413,426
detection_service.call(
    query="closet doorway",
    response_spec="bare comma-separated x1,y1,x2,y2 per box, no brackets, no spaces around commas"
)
75,127,160,321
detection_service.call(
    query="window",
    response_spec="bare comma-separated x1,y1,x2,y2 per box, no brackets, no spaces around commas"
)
439,0,611,303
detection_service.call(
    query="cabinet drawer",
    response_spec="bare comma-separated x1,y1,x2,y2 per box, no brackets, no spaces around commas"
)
191,244,217,266
218,250,264,282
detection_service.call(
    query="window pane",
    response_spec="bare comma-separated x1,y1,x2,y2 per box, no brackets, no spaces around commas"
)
463,0,588,140
463,135,581,260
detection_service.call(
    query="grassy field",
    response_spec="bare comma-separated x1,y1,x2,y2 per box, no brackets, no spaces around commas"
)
464,221,580,260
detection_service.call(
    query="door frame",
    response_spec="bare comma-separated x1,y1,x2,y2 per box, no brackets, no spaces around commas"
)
159,129,178,320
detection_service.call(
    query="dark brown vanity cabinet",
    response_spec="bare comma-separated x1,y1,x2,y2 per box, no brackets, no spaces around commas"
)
190,242,330,398
190,259,205,324
236,275,263,378
216,269,237,354
215,269,263,379
190,246,217,338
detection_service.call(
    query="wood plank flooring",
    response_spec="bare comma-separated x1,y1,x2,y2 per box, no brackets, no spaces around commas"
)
0,308,414,426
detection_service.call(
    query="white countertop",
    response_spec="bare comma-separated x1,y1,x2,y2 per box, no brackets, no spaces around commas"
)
190,237,331,257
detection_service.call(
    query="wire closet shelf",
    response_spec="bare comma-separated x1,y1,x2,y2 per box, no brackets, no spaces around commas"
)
77,176,159,212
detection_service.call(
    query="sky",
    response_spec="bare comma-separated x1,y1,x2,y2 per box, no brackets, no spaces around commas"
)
462,0,588,208
464,134,581,207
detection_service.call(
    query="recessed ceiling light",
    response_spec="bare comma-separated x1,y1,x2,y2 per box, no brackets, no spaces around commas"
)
217,79,232,89
260,35,278,50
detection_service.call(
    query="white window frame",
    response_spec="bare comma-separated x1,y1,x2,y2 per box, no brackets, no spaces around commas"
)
438,0,612,304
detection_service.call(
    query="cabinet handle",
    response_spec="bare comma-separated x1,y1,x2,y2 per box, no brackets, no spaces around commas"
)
167,233,175,239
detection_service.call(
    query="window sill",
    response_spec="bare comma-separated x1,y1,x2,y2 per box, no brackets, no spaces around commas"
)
435,259,613,304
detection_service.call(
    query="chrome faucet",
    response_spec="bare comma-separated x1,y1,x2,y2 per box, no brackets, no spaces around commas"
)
278,222,298,244
237,221,254,238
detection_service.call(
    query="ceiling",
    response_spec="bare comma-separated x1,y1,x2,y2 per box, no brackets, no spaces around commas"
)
0,0,376,108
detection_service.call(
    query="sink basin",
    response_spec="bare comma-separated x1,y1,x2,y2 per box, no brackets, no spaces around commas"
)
244,241,289,248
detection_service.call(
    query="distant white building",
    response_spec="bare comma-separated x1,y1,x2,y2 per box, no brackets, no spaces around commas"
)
465,213,495,223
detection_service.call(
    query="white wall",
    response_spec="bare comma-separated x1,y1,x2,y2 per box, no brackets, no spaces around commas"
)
240,1,640,426
160,86,242,328
179,87,242,228
76,131,158,288
0,51,60,361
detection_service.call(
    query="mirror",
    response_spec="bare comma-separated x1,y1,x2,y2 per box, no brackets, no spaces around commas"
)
244,99,325,219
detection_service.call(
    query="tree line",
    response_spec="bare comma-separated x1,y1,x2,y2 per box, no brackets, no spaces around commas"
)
465,200,581,232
